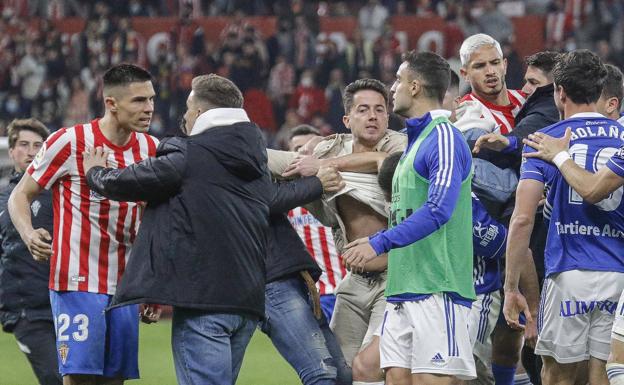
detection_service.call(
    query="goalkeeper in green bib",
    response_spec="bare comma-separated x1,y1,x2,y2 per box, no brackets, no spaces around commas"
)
343,51,477,384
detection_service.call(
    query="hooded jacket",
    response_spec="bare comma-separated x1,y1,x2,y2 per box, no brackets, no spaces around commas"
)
86,121,314,318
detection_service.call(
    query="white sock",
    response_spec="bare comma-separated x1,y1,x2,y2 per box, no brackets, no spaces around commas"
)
607,363,624,385
514,372,533,385
352,382,384,385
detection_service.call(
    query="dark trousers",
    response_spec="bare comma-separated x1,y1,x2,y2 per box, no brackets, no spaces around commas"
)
13,318,62,385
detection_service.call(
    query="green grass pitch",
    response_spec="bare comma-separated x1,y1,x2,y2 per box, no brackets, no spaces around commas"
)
0,320,302,384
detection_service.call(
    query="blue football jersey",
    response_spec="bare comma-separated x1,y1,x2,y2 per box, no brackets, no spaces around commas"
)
472,194,507,295
607,145,624,178
521,113,624,277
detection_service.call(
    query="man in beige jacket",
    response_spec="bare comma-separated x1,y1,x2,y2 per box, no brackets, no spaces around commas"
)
267,79,406,374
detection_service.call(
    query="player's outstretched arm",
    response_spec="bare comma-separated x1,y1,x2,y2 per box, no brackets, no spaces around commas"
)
283,152,390,177
8,174,52,261
84,141,185,203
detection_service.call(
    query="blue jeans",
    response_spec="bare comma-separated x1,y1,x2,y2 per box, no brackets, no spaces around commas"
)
172,308,257,385
260,277,352,385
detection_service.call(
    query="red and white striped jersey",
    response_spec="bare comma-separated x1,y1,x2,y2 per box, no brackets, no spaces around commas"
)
460,90,526,134
27,119,158,295
288,207,346,295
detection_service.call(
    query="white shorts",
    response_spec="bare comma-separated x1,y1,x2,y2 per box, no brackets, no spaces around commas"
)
379,294,476,380
612,288,624,341
536,270,624,363
468,291,501,365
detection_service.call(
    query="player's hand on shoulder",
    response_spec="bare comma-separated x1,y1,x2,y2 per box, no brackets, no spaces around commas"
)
26,228,52,261
83,147,110,174
523,127,572,162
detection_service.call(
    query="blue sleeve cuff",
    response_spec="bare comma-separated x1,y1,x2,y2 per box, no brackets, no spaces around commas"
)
501,136,518,154
606,158,624,178
369,231,388,255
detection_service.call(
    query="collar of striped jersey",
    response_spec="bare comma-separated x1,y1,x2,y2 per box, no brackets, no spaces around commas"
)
190,108,251,136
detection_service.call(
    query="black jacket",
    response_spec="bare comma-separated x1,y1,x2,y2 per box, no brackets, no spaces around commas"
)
267,213,322,283
477,84,560,171
87,122,315,318
0,172,54,331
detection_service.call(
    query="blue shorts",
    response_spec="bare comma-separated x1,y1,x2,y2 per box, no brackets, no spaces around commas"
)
49,290,140,379
320,294,336,322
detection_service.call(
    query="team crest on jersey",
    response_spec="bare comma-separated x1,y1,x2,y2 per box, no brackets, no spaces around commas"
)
89,189,106,201
616,146,624,160
58,343,69,365
32,145,46,168
473,221,487,239
31,200,41,217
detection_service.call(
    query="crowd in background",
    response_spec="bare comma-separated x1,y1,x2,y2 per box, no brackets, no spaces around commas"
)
1,0,623,147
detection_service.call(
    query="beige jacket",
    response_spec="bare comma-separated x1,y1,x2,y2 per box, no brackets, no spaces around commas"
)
267,130,407,250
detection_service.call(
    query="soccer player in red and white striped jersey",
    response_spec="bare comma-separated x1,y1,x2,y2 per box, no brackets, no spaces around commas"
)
287,207,346,315
8,64,159,384
28,118,157,294
459,34,527,134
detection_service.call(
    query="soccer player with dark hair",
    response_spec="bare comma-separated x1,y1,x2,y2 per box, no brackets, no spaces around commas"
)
8,63,160,385
505,50,624,385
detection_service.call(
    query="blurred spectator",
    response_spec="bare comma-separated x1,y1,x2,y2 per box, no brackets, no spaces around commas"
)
268,55,296,123
476,0,514,44
358,0,389,44
292,15,315,71
289,69,328,124
1,0,622,142
502,40,525,90
110,17,144,66
596,39,624,70
14,43,46,117
267,18,295,67
244,86,277,133
373,29,402,84
344,28,371,82
64,77,90,127
325,68,347,134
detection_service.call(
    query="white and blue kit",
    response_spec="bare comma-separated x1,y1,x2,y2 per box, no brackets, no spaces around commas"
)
468,195,507,376
521,112,624,363
605,143,624,343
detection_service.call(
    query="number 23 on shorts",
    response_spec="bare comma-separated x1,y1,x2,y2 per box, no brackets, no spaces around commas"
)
56,313,89,342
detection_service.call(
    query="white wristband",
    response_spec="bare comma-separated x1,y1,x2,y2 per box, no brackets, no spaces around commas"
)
553,151,571,168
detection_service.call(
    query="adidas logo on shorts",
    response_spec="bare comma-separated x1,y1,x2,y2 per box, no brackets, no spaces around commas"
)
431,353,446,365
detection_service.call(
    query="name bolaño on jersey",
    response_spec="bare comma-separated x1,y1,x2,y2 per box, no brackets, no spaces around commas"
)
27,119,158,295
460,90,526,134
521,113,624,276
